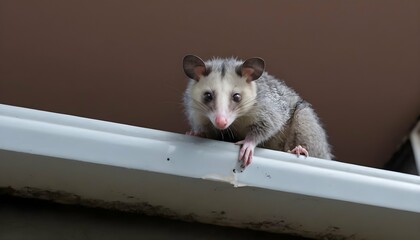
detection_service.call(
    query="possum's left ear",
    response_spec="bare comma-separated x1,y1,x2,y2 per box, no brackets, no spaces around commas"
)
237,57,265,82
183,55,208,81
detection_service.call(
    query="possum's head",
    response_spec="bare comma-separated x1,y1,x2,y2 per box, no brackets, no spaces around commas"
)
183,55,264,130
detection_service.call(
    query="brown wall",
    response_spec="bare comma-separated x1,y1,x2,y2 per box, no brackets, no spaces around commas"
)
1,0,419,167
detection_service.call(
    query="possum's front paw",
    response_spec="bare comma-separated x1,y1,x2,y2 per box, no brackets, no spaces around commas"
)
288,145,309,157
235,139,256,167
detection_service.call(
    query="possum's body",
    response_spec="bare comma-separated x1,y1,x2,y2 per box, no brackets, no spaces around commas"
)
182,55,332,166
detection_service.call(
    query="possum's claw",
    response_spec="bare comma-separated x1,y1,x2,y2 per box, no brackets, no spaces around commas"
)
236,139,256,167
288,145,309,157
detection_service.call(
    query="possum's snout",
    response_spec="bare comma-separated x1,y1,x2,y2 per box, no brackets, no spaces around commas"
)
215,116,228,129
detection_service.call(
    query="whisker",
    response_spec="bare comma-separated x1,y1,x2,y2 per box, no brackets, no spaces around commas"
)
235,97,256,116
240,97,257,108
228,127,235,141
229,127,234,140
190,98,210,113
225,127,231,140
230,124,238,137
219,129,224,141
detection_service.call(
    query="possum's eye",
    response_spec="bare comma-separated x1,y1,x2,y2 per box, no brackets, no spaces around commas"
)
203,92,213,103
232,93,242,103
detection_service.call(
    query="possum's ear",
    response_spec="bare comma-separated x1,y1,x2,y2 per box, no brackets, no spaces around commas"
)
183,55,208,81
237,58,265,82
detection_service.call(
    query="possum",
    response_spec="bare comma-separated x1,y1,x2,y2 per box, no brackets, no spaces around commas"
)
182,55,332,167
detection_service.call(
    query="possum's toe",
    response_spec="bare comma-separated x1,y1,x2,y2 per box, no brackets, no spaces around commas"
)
288,145,309,157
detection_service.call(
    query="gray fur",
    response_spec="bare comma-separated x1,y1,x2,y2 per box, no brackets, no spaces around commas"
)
183,56,332,160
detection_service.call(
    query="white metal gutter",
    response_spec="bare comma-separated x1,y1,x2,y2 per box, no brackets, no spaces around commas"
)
0,104,419,240
410,120,420,172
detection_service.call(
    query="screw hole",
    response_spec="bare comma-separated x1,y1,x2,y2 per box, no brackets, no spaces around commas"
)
167,158,170,161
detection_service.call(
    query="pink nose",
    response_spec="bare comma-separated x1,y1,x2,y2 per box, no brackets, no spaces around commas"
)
215,116,228,129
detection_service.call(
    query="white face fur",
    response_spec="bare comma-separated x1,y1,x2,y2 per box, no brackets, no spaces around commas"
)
189,69,257,130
